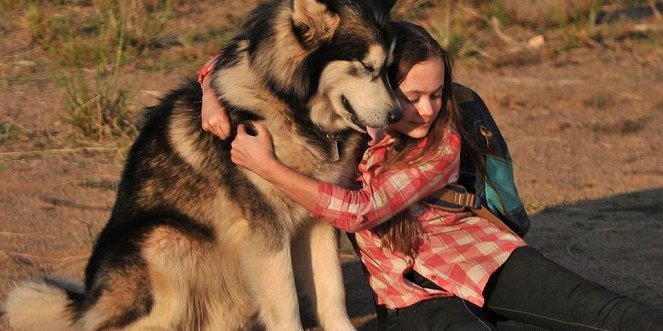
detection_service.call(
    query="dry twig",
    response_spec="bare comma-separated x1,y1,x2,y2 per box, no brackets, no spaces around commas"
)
650,0,663,23
2,250,89,263
0,146,118,157
0,231,57,238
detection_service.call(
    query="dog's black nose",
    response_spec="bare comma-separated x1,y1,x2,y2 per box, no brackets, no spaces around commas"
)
388,107,402,124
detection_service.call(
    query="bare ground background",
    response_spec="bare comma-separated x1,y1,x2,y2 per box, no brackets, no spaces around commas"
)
1,1,662,330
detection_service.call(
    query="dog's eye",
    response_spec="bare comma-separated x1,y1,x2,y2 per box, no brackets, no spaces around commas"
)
361,62,375,73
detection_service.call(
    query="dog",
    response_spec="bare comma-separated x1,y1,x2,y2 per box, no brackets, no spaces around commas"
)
4,0,401,330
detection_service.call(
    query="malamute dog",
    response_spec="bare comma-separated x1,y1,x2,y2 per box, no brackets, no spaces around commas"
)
5,0,401,330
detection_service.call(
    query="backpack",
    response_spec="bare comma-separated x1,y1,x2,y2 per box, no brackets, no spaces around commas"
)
425,83,530,237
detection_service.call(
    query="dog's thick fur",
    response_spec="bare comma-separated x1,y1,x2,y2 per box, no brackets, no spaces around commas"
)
4,0,400,330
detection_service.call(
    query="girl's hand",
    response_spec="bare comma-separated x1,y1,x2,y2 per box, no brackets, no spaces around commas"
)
201,74,231,139
231,123,278,177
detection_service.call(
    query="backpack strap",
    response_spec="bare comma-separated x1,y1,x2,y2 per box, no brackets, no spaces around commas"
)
424,184,480,211
425,185,519,237
453,83,476,104
471,204,519,237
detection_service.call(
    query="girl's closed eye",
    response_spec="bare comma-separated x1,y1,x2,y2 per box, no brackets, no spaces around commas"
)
398,92,419,104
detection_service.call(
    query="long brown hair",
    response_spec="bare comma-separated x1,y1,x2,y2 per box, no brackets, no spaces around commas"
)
372,21,480,257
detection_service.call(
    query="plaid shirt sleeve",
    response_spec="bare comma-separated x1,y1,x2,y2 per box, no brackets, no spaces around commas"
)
313,129,461,232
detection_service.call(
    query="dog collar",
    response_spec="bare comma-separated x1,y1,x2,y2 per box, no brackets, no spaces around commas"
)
326,133,340,162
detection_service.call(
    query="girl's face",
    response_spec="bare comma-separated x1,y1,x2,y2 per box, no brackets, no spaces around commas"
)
389,57,445,139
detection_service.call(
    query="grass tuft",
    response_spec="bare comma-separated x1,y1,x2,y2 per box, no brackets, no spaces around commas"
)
19,0,174,67
56,28,136,143
590,115,652,135
555,0,603,50
0,123,19,144
92,0,174,53
583,93,612,110
427,0,482,60
57,70,135,141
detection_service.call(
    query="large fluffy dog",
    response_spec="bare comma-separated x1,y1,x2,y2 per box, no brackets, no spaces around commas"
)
5,0,401,330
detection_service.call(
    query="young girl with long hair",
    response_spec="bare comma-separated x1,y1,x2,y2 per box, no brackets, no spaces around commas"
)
203,20,663,330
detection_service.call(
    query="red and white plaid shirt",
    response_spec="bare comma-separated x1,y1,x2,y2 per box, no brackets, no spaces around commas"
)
312,127,526,308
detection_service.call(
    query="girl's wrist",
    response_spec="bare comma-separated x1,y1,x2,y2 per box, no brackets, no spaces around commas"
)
259,158,283,179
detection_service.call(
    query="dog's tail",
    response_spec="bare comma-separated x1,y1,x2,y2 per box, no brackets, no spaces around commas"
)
4,278,84,331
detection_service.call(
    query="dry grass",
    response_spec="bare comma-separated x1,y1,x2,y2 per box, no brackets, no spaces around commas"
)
496,0,598,27
1,0,661,145
56,67,135,141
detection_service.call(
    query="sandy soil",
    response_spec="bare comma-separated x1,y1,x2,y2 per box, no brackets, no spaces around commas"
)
1,2,662,330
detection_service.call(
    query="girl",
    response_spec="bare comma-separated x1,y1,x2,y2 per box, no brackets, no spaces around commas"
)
203,21,663,330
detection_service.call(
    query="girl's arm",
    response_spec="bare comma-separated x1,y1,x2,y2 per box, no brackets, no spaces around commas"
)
314,142,460,232
231,123,461,232
231,123,320,211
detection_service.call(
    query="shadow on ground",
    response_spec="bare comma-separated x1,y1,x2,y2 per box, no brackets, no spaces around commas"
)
335,188,663,330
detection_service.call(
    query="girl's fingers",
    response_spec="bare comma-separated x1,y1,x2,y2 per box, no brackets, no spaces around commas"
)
255,123,268,136
253,123,272,145
218,111,231,138
236,123,246,135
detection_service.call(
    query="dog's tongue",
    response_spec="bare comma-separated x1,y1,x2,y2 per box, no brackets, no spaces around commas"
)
366,127,385,146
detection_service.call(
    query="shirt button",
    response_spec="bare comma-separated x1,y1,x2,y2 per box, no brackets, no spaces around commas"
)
430,275,437,280
361,159,367,164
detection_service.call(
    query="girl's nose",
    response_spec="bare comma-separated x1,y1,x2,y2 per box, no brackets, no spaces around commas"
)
418,99,434,117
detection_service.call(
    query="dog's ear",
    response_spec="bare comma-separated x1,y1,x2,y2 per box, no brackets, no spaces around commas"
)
292,0,340,49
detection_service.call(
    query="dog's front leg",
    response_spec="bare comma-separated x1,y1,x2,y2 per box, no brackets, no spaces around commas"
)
242,238,303,331
296,221,356,331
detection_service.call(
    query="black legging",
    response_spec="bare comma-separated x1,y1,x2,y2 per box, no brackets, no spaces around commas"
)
388,246,663,330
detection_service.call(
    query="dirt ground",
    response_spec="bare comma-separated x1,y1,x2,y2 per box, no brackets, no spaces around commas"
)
1,2,662,330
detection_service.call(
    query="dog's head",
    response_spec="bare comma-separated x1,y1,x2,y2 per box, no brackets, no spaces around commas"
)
307,0,402,133
248,0,401,134
308,0,402,135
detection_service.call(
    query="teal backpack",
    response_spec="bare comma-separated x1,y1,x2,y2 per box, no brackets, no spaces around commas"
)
425,83,530,237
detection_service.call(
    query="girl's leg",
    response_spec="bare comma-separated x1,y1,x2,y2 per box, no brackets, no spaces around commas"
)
484,246,663,330
392,296,497,331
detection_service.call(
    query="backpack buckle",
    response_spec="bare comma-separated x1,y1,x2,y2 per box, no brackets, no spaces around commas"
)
458,190,481,209
425,184,481,211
